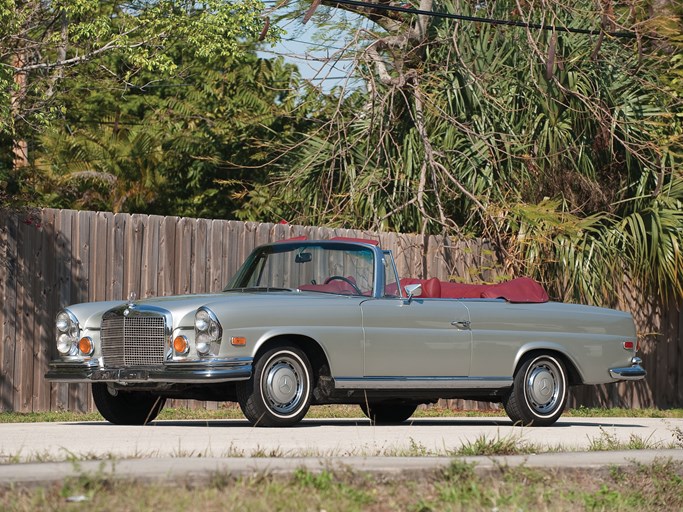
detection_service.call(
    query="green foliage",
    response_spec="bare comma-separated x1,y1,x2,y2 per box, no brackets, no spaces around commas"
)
250,0,682,303
0,0,278,142
32,48,311,218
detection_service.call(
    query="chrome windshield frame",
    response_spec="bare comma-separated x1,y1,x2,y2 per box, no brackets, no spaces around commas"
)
225,241,386,298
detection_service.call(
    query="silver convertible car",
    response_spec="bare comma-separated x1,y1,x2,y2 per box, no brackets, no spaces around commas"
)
46,238,645,427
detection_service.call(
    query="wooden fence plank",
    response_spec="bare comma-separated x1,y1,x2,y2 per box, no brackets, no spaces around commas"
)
209,220,224,293
40,209,56,411
0,212,17,412
32,209,52,411
142,215,161,299
51,210,73,410
0,213,7,412
126,214,146,300
159,216,177,297
666,303,679,407
175,217,193,295
0,214,6,411
74,210,91,304
113,213,126,300
15,214,34,411
193,218,208,294
91,212,109,302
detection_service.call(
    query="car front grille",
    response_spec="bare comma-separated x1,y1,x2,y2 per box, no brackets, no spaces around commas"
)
101,313,167,367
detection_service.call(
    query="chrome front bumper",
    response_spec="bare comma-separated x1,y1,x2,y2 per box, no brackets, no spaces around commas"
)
609,357,646,381
45,357,253,384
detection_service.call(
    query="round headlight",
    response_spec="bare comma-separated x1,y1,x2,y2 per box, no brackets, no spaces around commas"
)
57,334,77,355
55,310,79,356
196,336,211,356
194,308,222,356
56,311,71,332
195,310,210,332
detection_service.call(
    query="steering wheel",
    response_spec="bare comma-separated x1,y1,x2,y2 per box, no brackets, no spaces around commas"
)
324,275,363,295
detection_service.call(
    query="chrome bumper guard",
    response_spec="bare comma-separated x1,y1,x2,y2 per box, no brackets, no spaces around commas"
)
609,357,646,381
45,357,253,384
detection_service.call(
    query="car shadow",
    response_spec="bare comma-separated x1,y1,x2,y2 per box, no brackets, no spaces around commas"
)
74,418,649,429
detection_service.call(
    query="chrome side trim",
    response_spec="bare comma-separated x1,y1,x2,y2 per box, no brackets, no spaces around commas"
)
334,376,513,390
609,357,646,381
45,357,253,384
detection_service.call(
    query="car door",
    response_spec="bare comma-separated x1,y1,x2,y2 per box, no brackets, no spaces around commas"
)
360,297,472,379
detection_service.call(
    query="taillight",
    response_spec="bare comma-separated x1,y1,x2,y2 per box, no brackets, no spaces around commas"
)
623,341,636,351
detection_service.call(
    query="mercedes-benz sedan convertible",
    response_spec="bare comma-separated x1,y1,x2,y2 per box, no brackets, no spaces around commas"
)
46,238,645,427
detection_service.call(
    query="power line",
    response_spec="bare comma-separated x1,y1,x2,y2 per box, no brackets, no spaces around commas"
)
328,0,638,39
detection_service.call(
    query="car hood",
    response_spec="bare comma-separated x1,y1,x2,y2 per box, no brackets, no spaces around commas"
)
67,293,222,329
67,290,352,330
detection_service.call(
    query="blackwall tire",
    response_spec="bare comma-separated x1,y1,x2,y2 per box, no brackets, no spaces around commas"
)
237,344,312,427
503,353,568,426
360,402,418,425
92,383,165,425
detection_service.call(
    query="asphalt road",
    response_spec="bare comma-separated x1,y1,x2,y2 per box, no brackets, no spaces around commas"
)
1,416,681,486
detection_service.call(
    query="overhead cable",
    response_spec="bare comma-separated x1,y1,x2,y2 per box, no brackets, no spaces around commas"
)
328,0,638,39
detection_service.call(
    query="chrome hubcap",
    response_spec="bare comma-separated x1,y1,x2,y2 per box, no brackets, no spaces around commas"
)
525,359,563,415
262,353,306,416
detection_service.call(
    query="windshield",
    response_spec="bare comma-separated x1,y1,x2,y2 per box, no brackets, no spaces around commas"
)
226,243,376,296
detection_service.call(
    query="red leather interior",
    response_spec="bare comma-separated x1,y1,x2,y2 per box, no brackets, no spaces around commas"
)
398,277,549,303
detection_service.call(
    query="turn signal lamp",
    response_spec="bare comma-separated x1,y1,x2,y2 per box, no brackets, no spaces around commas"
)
231,336,247,346
173,336,190,355
78,337,94,356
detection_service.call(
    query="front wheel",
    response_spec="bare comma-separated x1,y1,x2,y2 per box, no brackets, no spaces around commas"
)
503,353,568,426
92,383,165,425
236,344,313,427
360,402,418,425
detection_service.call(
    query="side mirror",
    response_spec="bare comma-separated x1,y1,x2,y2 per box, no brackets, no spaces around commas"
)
404,283,422,303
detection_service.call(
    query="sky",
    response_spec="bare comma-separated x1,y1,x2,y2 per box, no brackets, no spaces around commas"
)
258,2,370,92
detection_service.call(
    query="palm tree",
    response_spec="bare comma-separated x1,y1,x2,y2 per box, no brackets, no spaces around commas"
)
253,0,682,304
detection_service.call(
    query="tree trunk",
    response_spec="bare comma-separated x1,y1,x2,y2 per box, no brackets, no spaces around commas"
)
11,52,28,169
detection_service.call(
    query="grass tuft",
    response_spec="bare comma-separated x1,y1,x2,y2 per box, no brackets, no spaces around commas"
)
453,432,540,456
587,427,679,451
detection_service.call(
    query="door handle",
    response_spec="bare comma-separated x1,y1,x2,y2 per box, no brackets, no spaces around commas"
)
451,320,471,330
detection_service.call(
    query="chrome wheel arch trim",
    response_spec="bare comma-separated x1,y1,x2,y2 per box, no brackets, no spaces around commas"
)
512,342,584,383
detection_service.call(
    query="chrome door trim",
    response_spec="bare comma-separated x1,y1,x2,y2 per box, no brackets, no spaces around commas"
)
334,376,512,389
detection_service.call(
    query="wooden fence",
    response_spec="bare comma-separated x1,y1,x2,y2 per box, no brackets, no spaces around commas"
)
0,207,680,413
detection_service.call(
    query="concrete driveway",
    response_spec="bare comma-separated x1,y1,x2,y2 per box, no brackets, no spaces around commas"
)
1,416,681,461
1,416,681,486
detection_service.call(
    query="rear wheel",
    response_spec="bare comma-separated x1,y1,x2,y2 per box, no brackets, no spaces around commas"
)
92,383,165,425
503,353,568,426
360,402,418,425
237,343,313,427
